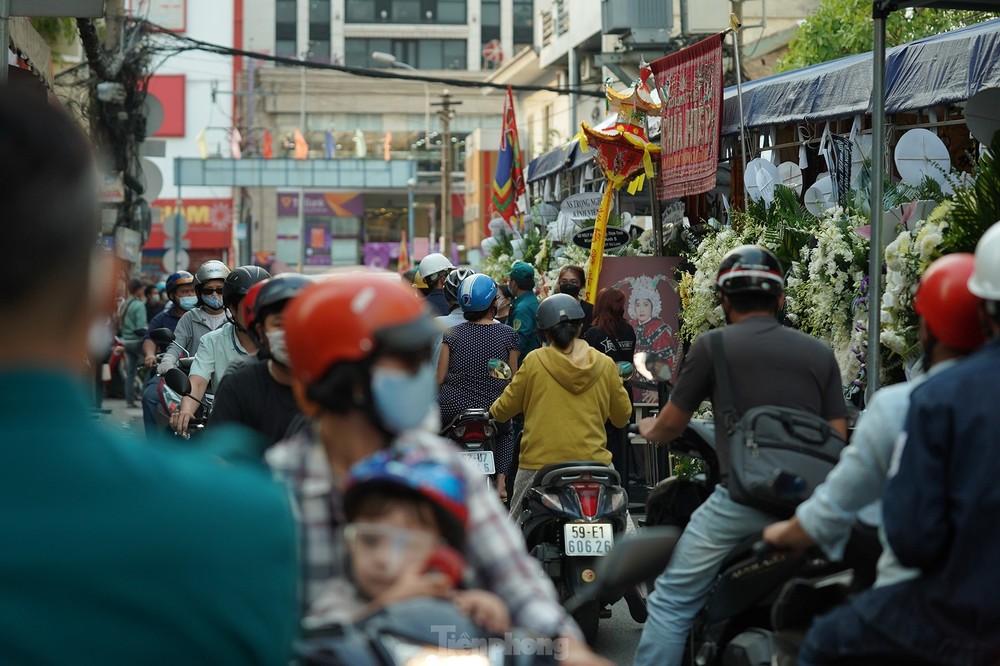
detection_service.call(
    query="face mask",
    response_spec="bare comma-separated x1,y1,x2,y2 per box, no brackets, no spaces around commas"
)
560,284,581,298
266,330,290,366
203,295,224,310
370,362,436,433
178,296,198,311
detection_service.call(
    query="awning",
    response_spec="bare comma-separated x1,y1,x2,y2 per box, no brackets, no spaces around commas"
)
8,18,53,89
720,17,1000,135
526,141,578,183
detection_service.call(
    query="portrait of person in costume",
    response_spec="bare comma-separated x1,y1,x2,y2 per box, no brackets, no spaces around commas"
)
618,274,679,404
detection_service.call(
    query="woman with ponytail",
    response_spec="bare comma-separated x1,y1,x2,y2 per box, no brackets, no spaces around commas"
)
491,294,632,514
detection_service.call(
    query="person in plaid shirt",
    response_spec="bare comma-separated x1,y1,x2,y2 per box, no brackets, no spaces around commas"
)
269,270,611,666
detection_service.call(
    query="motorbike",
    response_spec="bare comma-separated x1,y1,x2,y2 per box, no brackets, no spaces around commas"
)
440,359,513,479
640,422,880,665
517,461,637,642
149,328,213,440
295,527,681,666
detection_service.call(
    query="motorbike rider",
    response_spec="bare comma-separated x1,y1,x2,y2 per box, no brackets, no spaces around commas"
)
431,267,476,370
418,252,455,316
157,260,231,375
267,270,610,666
796,225,1000,666
438,273,519,501
763,254,985,586
207,274,309,446
140,270,196,436
170,265,270,437
633,245,846,666
306,446,510,634
0,84,297,665
490,293,632,515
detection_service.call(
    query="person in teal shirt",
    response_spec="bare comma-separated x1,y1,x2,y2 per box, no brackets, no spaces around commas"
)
506,261,541,359
0,89,298,665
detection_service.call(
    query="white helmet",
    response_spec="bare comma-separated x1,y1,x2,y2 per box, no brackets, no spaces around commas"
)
418,253,455,285
968,221,1000,301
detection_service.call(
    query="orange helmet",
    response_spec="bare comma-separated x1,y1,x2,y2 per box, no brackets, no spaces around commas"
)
913,253,985,352
284,269,440,386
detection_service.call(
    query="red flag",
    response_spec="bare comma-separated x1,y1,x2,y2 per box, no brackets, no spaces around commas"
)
263,130,273,159
398,230,410,273
491,86,524,226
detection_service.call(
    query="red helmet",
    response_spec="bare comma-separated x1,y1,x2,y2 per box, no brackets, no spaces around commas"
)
913,253,985,352
243,279,269,334
284,269,440,386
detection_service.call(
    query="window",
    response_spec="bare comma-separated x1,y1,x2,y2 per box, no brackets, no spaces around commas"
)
275,0,297,59
345,38,466,70
541,11,553,47
555,0,569,36
513,0,532,47
345,1,465,24
309,0,331,61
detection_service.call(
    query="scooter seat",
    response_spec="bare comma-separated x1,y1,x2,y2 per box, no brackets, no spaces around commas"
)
532,461,621,488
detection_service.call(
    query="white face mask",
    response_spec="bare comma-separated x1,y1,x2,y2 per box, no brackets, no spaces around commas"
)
266,329,290,366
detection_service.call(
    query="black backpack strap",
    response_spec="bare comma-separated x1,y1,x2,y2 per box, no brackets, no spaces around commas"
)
708,332,739,435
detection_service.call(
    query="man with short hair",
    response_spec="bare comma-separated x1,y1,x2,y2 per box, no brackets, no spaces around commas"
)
140,270,196,436
0,88,297,664
506,261,540,359
633,245,846,666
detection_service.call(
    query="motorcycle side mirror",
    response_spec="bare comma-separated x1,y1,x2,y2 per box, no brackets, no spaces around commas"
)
487,358,513,380
564,527,682,614
149,327,176,346
617,361,635,381
164,367,192,397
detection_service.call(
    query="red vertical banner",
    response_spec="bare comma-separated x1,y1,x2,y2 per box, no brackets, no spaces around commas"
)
491,85,525,226
650,33,725,200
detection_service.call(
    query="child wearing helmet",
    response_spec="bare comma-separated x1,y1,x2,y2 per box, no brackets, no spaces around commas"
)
267,269,601,661
306,446,510,633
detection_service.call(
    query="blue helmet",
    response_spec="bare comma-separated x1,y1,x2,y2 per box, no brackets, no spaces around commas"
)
458,274,498,313
164,270,194,296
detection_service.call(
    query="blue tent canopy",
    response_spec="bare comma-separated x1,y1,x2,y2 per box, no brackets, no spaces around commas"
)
720,18,1000,135
526,141,579,183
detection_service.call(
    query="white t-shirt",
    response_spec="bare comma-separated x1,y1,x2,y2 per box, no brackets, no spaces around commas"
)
190,322,250,392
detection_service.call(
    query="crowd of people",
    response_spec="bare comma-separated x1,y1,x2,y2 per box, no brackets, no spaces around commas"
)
4,86,1000,666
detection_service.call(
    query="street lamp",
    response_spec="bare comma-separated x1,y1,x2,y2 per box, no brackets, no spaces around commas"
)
371,51,431,157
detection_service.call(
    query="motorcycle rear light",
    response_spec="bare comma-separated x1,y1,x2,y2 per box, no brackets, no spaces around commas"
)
539,491,564,512
572,482,601,518
453,426,466,437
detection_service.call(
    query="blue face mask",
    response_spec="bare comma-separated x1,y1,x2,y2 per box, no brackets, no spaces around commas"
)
178,296,198,311
370,362,436,433
203,295,224,310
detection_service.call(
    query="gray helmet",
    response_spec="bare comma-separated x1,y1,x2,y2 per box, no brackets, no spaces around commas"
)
194,260,231,289
537,293,585,330
444,268,476,306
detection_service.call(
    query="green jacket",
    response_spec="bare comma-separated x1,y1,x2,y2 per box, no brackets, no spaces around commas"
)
120,296,147,342
508,291,540,358
0,369,299,664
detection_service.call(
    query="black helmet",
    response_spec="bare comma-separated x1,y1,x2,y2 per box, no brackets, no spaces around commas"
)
194,260,231,291
223,265,271,307
252,273,312,332
444,268,476,306
537,293,585,330
716,245,784,295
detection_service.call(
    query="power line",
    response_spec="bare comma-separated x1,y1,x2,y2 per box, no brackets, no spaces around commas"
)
136,18,606,99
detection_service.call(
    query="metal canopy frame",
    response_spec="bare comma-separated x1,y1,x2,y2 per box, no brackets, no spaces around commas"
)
867,0,996,397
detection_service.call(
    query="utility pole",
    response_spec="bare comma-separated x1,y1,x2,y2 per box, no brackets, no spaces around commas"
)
432,90,461,257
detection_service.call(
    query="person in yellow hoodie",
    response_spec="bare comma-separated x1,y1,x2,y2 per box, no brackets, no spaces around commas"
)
491,293,633,514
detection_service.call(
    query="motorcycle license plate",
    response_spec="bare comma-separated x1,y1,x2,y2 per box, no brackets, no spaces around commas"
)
460,450,495,474
563,523,614,556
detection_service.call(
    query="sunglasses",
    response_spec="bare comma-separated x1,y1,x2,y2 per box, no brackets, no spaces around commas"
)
201,287,224,295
